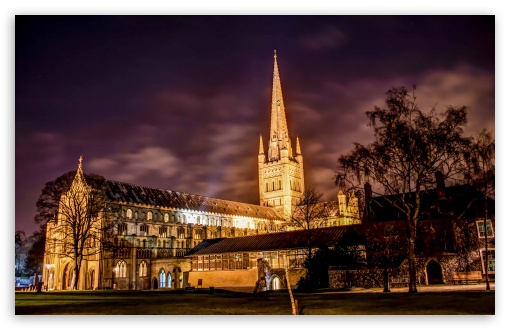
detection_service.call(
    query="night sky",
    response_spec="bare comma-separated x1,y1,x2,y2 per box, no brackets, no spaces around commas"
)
15,15,495,236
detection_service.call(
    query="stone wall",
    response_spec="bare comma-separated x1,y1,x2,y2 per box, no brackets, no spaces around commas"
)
329,254,481,289
187,268,258,289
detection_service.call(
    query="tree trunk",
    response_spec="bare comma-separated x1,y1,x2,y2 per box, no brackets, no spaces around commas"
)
383,268,390,292
408,237,418,293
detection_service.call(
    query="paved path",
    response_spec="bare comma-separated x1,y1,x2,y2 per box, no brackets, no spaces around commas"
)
320,283,495,294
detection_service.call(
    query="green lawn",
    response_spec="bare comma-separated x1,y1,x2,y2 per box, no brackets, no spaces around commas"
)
15,289,495,315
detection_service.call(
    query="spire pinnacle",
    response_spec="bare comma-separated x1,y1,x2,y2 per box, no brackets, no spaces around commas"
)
259,135,264,154
268,51,292,160
296,135,302,155
78,155,83,171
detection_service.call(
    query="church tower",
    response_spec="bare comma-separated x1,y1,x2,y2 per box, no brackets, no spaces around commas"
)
258,51,305,219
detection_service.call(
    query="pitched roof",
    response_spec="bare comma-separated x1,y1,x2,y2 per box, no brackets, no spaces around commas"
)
185,225,364,256
368,184,495,222
101,179,284,221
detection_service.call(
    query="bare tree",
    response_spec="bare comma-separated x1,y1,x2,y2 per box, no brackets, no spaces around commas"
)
288,188,329,260
336,86,470,293
40,167,117,290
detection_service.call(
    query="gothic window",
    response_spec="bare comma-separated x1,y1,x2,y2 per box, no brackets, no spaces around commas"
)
182,214,187,223
159,269,166,288
115,260,127,278
194,229,203,240
197,216,201,225
159,227,167,238
140,224,149,236
164,213,169,222
134,211,139,220
177,227,185,239
117,223,128,235
139,261,147,277
126,209,133,219
147,211,152,221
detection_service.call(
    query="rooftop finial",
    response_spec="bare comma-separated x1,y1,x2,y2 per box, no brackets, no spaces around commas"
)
274,49,277,59
78,155,83,171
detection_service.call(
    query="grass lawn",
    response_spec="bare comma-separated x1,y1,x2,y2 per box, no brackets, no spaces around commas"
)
15,288,495,315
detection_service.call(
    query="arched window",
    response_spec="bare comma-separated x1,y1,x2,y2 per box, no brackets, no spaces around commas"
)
134,211,139,220
194,229,203,240
182,214,187,223
159,269,166,288
147,211,153,221
139,261,147,277
126,209,133,219
115,260,127,278
177,227,185,239
140,224,149,236
196,216,201,225
167,273,172,288
164,213,169,222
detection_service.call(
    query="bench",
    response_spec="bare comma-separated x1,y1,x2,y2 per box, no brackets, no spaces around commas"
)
451,271,483,284
390,278,409,287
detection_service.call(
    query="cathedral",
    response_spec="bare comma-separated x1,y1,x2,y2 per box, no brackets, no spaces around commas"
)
42,53,360,291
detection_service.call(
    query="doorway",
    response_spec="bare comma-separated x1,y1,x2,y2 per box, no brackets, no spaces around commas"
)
426,260,443,284
272,276,281,290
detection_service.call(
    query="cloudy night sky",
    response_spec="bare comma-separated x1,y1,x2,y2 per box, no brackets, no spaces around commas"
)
15,15,495,236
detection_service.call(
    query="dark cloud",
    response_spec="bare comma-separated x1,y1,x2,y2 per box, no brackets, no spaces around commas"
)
15,16,495,235
298,26,348,51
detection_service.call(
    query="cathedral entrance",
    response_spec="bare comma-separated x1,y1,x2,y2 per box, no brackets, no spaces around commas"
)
272,276,281,290
426,260,443,284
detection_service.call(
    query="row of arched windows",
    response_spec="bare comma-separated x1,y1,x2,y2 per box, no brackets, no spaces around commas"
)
124,209,186,223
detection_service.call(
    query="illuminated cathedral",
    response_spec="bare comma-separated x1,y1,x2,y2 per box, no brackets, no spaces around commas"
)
42,53,360,291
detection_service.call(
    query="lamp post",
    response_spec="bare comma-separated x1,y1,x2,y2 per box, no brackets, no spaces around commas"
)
483,204,490,291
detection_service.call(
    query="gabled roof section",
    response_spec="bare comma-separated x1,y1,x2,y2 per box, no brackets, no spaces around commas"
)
102,179,284,220
185,225,364,256
369,184,495,222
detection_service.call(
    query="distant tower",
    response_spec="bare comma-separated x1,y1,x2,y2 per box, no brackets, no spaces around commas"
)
258,51,305,219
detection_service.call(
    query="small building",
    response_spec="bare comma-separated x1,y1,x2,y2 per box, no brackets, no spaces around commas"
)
186,226,365,292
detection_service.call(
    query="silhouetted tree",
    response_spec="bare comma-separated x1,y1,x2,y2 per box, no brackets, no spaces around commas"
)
23,227,46,278
336,86,470,293
289,188,329,260
15,230,26,277
36,167,117,290
298,242,366,291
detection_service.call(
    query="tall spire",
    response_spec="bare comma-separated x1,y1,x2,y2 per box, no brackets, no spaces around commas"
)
268,50,292,160
259,134,264,154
